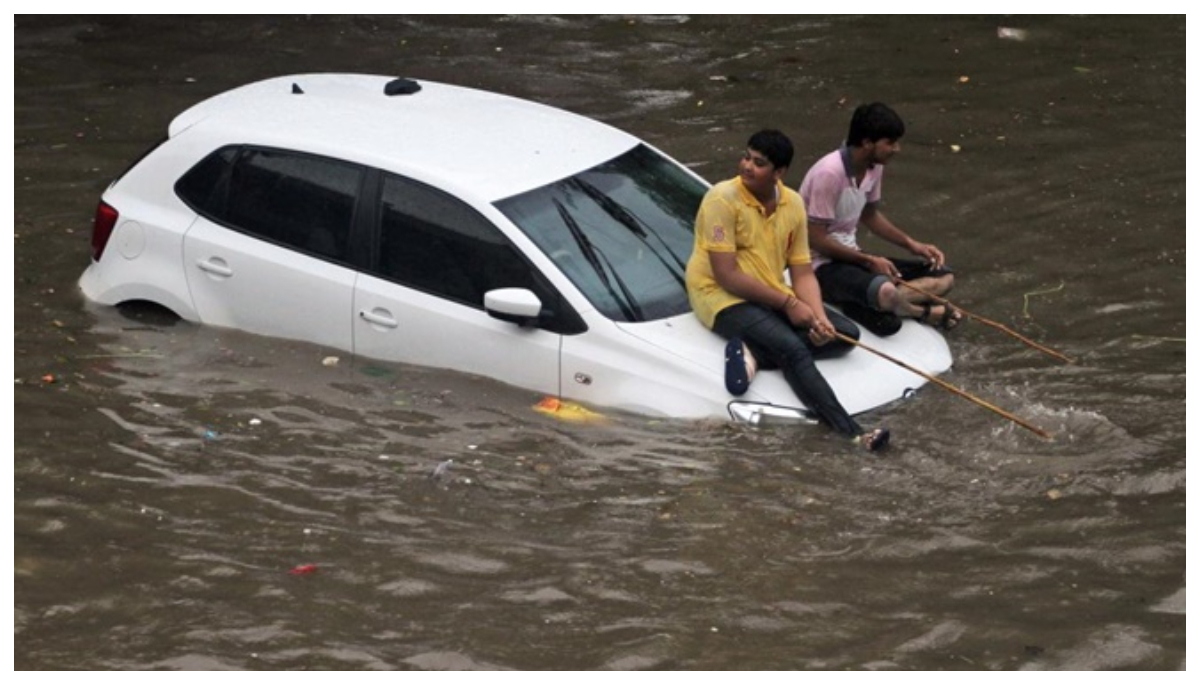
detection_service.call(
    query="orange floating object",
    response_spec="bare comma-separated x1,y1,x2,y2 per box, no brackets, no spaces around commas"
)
533,396,606,423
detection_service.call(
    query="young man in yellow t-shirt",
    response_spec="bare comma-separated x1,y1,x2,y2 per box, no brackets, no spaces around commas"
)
685,129,890,451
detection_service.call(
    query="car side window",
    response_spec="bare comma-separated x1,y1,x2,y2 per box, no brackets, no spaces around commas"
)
177,146,363,263
176,146,238,216
375,173,584,334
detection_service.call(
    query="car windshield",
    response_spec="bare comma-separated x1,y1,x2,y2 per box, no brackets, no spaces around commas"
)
495,144,705,322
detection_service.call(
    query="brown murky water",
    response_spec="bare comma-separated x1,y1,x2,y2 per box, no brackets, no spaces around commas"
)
14,15,1185,670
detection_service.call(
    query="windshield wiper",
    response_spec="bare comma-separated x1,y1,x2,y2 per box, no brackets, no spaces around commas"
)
552,198,643,321
554,197,648,321
570,178,687,284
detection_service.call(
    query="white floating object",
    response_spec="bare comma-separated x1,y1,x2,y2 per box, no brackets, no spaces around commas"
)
997,27,1028,41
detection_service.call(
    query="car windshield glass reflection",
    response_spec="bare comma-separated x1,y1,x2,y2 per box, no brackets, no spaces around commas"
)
496,144,704,322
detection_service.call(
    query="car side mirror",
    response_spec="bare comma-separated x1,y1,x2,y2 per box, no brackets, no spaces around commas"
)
484,288,544,327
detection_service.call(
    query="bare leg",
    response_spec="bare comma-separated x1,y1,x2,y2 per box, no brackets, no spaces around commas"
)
901,273,955,301
876,274,961,327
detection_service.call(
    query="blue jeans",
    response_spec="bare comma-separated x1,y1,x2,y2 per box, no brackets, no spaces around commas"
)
713,302,863,436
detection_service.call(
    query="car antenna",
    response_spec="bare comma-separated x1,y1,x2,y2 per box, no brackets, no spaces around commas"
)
384,78,421,96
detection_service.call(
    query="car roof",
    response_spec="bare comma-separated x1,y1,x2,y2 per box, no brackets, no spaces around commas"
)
168,73,640,202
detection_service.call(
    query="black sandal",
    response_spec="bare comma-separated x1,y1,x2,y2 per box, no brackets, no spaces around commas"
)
918,302,934,325
936,304,962,330
918,303,961,331
856,427,891,452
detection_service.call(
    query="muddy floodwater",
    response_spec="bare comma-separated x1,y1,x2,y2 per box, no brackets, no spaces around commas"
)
13,15,1185,670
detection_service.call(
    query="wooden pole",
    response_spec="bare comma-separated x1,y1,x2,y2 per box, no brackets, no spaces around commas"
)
899,280,1075,364
836,332,1053,440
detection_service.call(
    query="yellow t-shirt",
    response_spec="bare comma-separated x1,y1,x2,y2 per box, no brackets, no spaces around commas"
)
685,177,812,329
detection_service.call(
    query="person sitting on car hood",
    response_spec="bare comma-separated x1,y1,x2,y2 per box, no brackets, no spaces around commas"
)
685,129,890,452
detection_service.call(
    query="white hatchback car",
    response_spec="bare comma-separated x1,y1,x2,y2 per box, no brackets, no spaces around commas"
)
80,73,950,422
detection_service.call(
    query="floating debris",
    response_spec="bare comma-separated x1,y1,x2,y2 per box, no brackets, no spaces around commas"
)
534,396,606,423
288,564,318,575
430,459,453,479
997,27,1029,42
1130,335,1185,344
76,351,164,359
1022,281,1066,320
321,356,339,367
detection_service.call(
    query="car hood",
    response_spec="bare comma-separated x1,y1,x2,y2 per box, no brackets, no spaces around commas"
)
614,312,953,417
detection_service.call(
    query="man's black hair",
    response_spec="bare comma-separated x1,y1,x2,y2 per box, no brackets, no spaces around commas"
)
747,129,794,170
847,103,905,147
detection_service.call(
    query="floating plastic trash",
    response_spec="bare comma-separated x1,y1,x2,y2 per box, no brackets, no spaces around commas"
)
997,27,1029,41
533,396,606,423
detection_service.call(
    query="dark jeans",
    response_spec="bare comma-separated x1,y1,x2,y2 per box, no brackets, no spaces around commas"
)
816,258,954,337
713,302,863,436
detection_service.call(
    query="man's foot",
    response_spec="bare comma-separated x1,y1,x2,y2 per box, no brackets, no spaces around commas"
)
724,338,756,396
918,302,962,331
854,427,891,452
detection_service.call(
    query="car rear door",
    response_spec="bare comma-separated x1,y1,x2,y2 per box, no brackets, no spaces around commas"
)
184,219,357,351
181,147,362,352
352,172,561,395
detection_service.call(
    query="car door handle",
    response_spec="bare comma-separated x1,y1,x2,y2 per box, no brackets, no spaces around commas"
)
196,258,234,278
359,309,399,329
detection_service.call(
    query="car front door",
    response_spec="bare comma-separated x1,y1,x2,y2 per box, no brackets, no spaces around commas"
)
352,173,563,396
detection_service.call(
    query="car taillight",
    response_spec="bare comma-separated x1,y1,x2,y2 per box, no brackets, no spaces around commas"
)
91,201,119,261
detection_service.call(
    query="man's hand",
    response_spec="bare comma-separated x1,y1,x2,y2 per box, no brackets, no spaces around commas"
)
785,298,836,345
783,297,817,329
911,242,946,270
807,314,837,346
863,254,900,279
